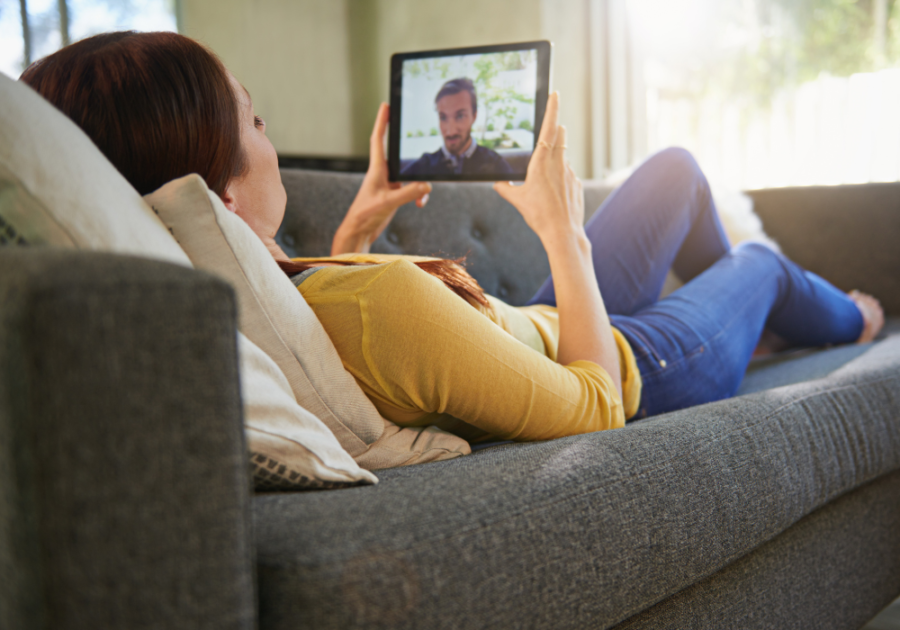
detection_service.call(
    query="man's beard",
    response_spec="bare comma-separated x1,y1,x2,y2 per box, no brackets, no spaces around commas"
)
446,131,472,155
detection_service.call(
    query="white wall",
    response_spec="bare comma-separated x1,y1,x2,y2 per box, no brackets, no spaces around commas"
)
182,0,356,156
538,0,592,177
347,0,552,155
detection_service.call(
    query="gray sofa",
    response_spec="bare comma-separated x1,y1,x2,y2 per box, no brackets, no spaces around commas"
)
2,170,899,629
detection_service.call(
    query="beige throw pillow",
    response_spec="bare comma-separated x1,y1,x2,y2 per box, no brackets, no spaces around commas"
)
240,334,377,489
145,174,471,468
0,72,377,489
0,77,189,265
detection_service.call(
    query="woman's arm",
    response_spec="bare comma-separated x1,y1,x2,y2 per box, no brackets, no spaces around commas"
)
331,103,432,255
494,93,622,397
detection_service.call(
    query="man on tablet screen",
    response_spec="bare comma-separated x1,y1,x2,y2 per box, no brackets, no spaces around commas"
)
402,78,514,177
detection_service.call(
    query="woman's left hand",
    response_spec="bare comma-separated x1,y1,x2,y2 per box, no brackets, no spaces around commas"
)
332,103,431,255
493,92,584,245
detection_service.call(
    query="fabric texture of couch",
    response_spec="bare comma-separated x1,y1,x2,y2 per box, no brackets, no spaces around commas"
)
0,251,255,629
2,168,898,629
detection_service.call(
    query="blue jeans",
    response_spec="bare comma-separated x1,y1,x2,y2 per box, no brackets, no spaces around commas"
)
528,148,864,419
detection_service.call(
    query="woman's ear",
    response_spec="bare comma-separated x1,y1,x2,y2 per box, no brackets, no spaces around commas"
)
220,187,239,213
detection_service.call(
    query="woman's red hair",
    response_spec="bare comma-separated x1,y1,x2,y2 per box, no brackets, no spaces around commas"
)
20,31,244,197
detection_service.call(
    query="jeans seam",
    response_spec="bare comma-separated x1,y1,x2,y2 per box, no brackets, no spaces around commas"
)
701,275,774,354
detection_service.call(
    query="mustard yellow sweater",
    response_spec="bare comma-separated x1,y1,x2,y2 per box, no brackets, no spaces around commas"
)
295,254,642,443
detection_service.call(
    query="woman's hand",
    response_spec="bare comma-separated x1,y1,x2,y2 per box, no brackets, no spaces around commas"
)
332,103,431,255
493,92,584,246
493,92,622,397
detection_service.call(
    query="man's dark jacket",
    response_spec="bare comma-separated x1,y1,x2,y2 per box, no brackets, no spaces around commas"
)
402,144,514,176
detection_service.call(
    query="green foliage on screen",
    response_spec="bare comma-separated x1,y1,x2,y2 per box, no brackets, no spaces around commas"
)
477,132,522,150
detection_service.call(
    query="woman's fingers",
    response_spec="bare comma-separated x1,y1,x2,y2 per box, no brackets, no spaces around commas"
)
552,125,566,176
369,103,390,163
555,124,567,153
386,181,431,209
566,162,583,208
536,92,560,150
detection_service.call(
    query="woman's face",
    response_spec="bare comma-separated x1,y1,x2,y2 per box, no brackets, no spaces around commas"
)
223,74,287,244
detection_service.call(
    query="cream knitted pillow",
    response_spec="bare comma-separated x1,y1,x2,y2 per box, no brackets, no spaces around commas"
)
239,334,377,489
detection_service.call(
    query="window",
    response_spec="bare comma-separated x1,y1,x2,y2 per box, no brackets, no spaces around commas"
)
1,0,178,79
628,0,900,188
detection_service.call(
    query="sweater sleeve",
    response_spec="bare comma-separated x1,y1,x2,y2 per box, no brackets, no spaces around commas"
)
331,260,625,441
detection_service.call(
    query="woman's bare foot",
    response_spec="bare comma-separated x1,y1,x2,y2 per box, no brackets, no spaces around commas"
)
849,290,884,343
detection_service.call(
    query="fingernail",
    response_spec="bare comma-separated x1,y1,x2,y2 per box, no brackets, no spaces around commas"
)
420,193,430,205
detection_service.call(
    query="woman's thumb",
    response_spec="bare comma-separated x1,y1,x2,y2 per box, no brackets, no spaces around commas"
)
493,181,518,204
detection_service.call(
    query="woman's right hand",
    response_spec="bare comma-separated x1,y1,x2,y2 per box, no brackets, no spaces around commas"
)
493,92,584,246
332,103,432,255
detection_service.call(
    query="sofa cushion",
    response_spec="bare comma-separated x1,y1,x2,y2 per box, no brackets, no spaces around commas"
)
737,324,899,396
253,335,900,629
608,469,900,630
146,175,469,470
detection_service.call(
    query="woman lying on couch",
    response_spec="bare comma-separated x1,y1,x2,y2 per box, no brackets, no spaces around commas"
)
20,31,884,442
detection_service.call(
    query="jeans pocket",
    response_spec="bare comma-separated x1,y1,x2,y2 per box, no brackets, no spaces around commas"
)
623,326,666,372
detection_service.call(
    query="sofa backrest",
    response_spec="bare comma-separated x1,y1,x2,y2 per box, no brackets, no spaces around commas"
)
277,170,617,307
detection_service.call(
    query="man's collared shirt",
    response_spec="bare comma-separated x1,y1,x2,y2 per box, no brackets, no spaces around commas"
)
440,139,478,174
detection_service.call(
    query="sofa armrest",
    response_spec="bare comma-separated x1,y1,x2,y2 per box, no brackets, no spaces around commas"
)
0,249,254,629
747,182,900,316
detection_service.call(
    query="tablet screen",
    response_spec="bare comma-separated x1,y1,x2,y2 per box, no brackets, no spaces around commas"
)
389,41,551,182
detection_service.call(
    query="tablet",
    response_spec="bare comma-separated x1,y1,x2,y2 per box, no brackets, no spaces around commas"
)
388,40,552,182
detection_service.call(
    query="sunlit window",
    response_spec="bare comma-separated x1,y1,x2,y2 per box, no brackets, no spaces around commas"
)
630,0,900,188
0,0,177,79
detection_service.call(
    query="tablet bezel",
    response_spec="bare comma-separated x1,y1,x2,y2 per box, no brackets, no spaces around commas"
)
388,40,552,182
